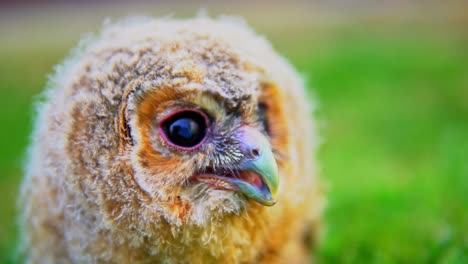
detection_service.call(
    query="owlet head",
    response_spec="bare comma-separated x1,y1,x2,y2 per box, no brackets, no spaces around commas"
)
62,17,291,225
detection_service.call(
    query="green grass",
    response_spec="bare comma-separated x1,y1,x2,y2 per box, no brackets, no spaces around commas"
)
0,21,467,263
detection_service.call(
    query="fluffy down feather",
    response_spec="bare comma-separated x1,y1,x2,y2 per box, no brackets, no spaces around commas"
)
20,16,323,263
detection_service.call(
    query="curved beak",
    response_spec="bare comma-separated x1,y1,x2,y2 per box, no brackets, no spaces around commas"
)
233,126,279,206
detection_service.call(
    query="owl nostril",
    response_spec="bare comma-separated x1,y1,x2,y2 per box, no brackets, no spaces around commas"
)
251,148,260,158
238,126,271,160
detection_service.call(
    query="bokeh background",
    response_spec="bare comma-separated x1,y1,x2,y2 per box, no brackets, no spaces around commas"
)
1,0,467,263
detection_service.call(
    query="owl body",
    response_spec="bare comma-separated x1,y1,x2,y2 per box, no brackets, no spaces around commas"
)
20,17,322,263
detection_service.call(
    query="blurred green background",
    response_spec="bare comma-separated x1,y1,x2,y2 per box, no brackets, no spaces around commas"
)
0,1,467,263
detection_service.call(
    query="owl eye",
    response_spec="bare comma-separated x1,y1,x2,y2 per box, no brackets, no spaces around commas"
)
159,110,209,150
258,103,270,135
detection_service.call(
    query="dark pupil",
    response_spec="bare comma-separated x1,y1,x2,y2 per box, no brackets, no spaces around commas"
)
165,112,207,147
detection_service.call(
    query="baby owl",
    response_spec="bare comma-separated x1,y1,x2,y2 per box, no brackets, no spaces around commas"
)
20,16,322,263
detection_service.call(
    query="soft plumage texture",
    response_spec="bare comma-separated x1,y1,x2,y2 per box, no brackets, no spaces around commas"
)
20,16,323,263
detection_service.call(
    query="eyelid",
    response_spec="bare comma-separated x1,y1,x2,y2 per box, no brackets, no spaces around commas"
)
158,108,211,127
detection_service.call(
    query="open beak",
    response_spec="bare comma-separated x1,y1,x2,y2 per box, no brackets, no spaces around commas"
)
231,126,279,206
192,126,280,206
